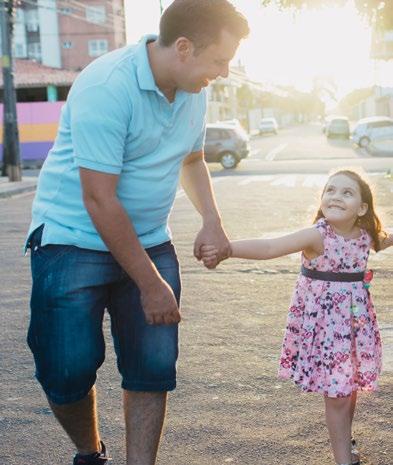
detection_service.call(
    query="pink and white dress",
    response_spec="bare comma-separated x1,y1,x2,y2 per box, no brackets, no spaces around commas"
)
278,218,382,397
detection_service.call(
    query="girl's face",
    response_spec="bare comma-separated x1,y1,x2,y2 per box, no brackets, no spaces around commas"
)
320,174,368,227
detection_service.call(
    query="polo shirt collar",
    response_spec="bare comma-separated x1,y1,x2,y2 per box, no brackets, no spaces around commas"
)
135,34,159,92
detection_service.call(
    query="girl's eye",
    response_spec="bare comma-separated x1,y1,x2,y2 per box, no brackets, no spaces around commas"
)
344,190,352,196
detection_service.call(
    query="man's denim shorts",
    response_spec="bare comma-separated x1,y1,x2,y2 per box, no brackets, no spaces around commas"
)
27,225,180,405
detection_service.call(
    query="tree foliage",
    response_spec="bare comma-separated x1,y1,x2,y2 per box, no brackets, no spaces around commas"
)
261,1,393,31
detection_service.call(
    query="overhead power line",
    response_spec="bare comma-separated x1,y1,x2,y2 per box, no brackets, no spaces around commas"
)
18,0,126,33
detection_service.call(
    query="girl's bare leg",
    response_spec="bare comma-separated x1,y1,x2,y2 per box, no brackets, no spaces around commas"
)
324,396,352,464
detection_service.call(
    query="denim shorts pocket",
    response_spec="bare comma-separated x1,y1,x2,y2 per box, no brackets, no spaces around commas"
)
32,244,74,281
29,226,74,281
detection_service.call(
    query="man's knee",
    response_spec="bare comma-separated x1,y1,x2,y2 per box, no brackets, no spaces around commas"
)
37,360,99,405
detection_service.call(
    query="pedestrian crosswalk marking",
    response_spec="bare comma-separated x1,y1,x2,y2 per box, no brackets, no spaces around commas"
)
271,174,297,187
175,178,225,199
301,174,328,187
175,173,386,199
265,143,287,161
238,175,274,186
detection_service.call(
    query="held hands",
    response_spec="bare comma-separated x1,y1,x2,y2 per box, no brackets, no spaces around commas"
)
194,222,231,269
200,244,230,268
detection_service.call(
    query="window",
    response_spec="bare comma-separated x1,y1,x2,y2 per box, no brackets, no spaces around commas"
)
219,129,232,139
370,121,393,129
88,39,108,57
86,5,106,24
25,9,39,32
63,41,73,49
206,129,221,140
59,7,73,15
14,43,26,58
27,42,41,60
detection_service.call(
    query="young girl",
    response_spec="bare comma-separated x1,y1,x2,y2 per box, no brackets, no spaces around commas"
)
201,170,393,465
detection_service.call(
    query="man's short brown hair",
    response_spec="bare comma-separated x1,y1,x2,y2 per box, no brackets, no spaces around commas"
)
159,0,249,50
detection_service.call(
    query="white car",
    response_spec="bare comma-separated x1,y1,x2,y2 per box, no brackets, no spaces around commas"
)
352,116,393,148
259,117,278,135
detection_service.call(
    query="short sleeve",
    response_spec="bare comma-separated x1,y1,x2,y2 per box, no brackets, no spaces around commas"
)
191,123,206,153
70,85,130,174
190,90,207,153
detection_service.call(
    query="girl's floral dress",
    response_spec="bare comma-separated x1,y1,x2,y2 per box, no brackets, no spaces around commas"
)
278,218,382,397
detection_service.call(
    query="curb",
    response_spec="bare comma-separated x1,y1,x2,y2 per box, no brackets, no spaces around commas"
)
0,182,37,199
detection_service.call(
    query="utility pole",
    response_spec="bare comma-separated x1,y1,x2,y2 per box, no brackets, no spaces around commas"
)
1,0,21,181
159,0,163,14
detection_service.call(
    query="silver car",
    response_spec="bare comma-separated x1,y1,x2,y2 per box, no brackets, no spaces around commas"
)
204,123,250,169
352,116,393,148
326,117,350,139
259,117,278,135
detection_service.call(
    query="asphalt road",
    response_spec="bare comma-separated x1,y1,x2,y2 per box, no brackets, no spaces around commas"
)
1,124,392,465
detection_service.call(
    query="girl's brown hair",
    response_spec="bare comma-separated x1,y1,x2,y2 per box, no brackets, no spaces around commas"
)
314,169,386,251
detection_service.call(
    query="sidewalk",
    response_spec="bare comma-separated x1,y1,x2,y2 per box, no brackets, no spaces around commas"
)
0,176,38,198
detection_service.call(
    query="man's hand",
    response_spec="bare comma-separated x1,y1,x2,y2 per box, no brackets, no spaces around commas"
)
140,279,181,325
200,244,219,268
193,222,231,269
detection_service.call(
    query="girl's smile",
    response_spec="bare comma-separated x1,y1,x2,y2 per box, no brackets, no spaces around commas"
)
321,174,368,228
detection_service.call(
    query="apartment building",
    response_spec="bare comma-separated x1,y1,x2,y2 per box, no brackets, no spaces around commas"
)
10,0,126,70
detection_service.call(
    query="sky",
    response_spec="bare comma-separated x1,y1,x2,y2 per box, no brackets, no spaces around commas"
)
124,0,392,99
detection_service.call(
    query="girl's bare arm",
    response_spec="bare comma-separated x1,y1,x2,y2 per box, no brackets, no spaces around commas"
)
230,227,324,260
379,232,393,251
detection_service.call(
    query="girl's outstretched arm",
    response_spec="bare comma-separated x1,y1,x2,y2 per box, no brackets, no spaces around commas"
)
230,227,324,260
379,232,393,250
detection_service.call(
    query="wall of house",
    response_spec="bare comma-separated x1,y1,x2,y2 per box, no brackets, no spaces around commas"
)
0,101,63,163
38,0,61,67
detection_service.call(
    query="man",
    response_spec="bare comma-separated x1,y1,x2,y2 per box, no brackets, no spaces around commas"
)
26,1,249,464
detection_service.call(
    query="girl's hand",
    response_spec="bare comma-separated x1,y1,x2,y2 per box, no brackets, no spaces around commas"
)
201,245,219,268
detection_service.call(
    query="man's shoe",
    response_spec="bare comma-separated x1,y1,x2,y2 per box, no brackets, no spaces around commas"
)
73,441,110,464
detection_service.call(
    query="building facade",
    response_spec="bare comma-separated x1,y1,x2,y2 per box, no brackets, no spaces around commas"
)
9,0,126,70
352,86,393,120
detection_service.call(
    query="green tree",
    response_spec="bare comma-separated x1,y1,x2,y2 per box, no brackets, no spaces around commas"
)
260,1,393,31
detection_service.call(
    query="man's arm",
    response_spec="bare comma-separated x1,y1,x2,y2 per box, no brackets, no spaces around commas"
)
80,168,180,325
180,150,230,267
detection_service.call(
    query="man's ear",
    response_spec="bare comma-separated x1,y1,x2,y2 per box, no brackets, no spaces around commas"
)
358,202,368,217
174,37,193,61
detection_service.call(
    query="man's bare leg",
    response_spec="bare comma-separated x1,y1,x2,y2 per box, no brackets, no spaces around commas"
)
124,390,167,465
49,386,101,455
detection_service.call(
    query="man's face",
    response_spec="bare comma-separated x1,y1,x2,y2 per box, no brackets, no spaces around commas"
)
176,29,240,93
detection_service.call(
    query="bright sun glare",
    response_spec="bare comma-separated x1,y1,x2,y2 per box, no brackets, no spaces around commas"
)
126,0,387,97
235,0,374,96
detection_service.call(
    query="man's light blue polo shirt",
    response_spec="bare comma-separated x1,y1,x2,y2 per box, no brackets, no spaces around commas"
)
27,35,207,251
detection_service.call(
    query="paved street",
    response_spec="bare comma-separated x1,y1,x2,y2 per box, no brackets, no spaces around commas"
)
1,123,392,465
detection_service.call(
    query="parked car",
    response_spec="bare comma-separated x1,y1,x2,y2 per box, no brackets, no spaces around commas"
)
220,118,249,139
326,116,350,139
259,117,278,135
321,115,336,133
204,123,250,169
352,116,393,148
